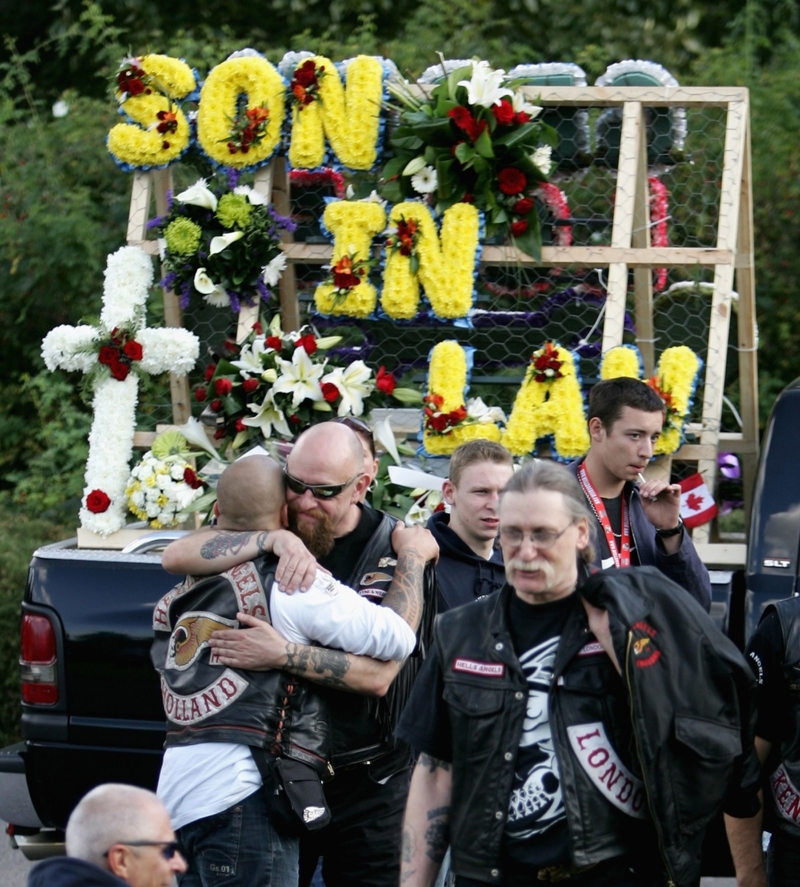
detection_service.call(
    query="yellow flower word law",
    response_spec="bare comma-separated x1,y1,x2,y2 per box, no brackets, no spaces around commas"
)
41,247,199,536
288,55,384,170
382,202,480,320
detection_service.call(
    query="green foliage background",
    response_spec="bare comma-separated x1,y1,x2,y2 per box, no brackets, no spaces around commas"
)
1,0,800,743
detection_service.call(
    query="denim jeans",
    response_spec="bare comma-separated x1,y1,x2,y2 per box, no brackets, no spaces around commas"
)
767,830,800,887
178,787,299,887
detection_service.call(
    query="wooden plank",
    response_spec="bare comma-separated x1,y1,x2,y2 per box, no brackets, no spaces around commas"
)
603,102,643,351
691,542,748,568
126,172,153,244
631,111,655,376
272,158,302,332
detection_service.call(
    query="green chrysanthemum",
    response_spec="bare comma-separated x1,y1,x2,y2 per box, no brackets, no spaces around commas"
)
164,218,202,256
151,430,191,459
216,193,253,229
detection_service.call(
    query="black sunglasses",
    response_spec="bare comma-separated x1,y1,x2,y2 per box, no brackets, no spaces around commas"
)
284,469,359,500
105,840,181,861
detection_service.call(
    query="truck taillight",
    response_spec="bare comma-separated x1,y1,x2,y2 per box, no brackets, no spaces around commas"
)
20,614,58,705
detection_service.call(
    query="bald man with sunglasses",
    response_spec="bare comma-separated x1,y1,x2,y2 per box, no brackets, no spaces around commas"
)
161,422,440,887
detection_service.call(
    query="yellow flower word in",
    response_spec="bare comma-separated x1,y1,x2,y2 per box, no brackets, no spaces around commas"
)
288,55,384,170
423,341,501,456
381,202,479,321
314,200,386,317
503,344,589,459
108,55,196,169
651,346,702,455
600,345,642,381
197,55,286,169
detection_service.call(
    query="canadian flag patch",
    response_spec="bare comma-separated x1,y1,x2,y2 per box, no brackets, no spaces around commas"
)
679,473,718,528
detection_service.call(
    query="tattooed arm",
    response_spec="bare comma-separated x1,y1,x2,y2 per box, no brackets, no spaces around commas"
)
401,754,452,887
161,527,319,592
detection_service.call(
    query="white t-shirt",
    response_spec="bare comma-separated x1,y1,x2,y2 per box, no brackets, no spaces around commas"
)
159,567,415,829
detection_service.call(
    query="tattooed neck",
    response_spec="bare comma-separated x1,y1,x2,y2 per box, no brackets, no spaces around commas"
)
200,530,271,561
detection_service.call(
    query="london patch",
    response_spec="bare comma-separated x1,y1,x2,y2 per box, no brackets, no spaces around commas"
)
771,765,800,824
567,723,648,819
453,658,505,677
161,669,247,725
577,642,605,657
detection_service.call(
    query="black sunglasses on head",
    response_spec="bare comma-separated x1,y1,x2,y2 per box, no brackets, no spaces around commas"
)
284,469,358,500
105,840,181,861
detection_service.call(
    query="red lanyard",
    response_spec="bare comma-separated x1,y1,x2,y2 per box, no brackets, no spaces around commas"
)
577,464,631,569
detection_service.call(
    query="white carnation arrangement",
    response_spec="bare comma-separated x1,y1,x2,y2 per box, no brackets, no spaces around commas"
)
125,450,205,528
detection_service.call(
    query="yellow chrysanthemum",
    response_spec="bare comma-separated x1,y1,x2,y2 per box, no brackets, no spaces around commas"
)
600,345,642,380
653,345,701,455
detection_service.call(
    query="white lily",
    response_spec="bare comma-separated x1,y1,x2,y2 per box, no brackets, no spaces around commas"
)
458,60,513,109
268,314,284,337
373,416,402,465
314,335,343,349
209,230,245,256
511,90,542,119
363,190,387,208
321,361,374,416
231,337,267,376
262,252,288,287
403,156,428,176
242,390,292,438
532,145,553,176
167,417,221,459
273,347,326,407
176,178,218,211
466,397,507,426
194,267,217,294
262,368,278,383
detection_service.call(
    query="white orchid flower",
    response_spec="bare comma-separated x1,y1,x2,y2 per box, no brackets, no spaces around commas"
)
194,267,217,294
262,252,288,287
466,397,507,426
230,338,267,377
411,166,438,194
242,390,292,439
321,361,374,416
458,60,513,108
511,91,542,119
209,230,245,255
532,145,553,176
176,179,218,211
273,347,325,407
373,416,402,465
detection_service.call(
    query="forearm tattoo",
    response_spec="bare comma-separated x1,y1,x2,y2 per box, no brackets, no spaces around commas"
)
425,806,450,864
401,826,417,883
418,753,450,773
199,530,270,561
383,548,425,629
283,642,351,688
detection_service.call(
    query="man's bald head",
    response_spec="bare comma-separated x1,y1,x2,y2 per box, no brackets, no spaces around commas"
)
289,422,366,481
216,455,285,530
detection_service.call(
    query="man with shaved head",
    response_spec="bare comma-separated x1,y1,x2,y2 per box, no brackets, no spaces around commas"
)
28,783,186,887
162,421,439,887
155,451,430,887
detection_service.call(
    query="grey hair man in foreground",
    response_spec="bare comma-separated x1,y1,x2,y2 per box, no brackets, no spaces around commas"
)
28,783,186,887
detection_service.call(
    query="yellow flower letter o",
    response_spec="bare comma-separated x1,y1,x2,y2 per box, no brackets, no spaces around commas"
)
288,55,384,170
196,55,286,169
108,55,196,169
503,345,589,459
381,202,480,321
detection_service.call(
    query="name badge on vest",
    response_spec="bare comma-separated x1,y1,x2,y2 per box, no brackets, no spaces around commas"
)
567,723,648,819
771,764,800,825
452,658,505,677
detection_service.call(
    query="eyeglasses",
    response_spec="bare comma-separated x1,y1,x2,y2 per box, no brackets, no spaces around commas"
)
284,469,359,500
499,525,573,549
104,840,181,861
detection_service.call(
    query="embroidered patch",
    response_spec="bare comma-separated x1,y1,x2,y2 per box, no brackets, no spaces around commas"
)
161,669,247,725
577,642,605,657
360,571,392,585
304,806,326,823
227,562,268,618
567,723,648,819
631,621,661,668
453,658,505,677
771,765,800,824
165,611,238,670
378,557,397,568
358,587,387,601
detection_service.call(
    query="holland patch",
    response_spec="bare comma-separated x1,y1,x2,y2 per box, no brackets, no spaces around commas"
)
161,669,247,725
567,723,648,819
453,658,505,677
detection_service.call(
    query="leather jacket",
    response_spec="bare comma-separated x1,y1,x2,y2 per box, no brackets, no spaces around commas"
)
151,556,331,775
433,568,756,887
567,458,712,612
761,596,800,837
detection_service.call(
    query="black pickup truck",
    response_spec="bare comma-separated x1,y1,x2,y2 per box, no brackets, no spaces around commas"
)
3,378,800,860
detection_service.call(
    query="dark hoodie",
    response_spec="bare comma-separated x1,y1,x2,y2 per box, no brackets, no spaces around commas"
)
28,856,129,887
426,511,506,611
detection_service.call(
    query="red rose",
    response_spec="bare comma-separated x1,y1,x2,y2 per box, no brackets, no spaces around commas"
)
214,378,233,396
109,359,130,381
333,271,360,290
204,363,217,382
376,366,396,395
321,382,339,403
242,378,260,393
512,197,534,216
183,468,204,489
85,488,111,514
428,413,450,433
294,60,318,88
265,336,282,350
461,193,474,203
210,399,223,412
448,106,473,129
295,334,317,355
213,428,227,440
224,340,238,354
252,321,263,335
235,418,247,432
288,414,302,425
492,99,515,125
498,168,527,195
98,346,117,366
123,340,143,361
194,385,207,402
514,111,531,125
510,219,528,237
